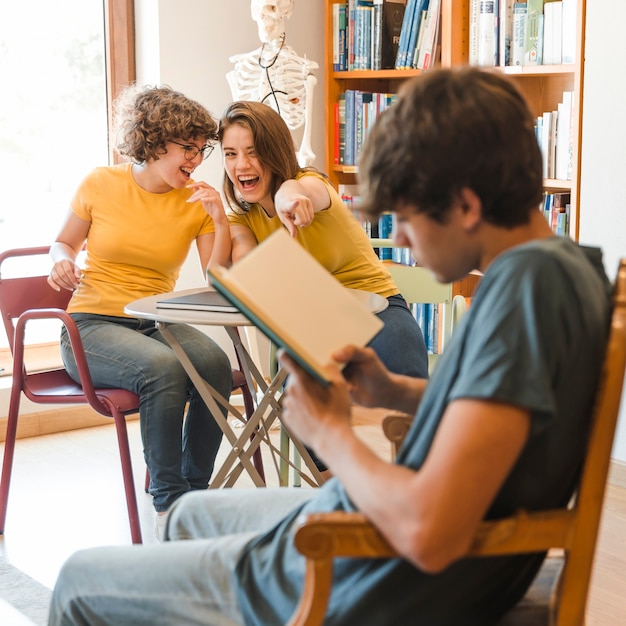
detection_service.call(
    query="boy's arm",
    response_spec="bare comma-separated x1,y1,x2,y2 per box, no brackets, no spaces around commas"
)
279,353,530,574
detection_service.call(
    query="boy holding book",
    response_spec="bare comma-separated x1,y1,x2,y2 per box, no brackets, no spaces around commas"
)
49,68,611,626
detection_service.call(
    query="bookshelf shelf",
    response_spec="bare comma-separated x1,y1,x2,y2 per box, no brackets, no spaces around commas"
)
323,0,586,239
500,64,577,77
332,69,423,80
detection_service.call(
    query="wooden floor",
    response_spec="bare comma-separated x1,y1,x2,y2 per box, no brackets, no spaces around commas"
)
0,407,624,623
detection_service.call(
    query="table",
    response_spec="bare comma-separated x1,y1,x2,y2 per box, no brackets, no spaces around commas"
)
125,287,387,489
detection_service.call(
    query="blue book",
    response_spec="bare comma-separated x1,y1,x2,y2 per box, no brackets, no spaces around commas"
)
395,0,417,68
344,89,356,165
378,214,393,259
404,0,430,69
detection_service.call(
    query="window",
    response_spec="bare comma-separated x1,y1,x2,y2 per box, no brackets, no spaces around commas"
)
0,0,134,348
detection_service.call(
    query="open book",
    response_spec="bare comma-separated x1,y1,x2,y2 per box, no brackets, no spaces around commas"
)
207,229,384,385
156,289,239,313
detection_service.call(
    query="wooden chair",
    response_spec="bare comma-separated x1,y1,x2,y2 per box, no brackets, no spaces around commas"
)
288,259,626,626
0,246,143,543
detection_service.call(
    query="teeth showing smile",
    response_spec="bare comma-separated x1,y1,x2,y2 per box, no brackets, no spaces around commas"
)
239,176,259,190
181,167,193,177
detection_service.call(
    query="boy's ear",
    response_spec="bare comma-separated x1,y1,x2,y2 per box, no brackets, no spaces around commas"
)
458,187,482,230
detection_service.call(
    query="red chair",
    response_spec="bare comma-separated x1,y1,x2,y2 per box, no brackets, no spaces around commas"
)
0,247,263,544
0,246,143,543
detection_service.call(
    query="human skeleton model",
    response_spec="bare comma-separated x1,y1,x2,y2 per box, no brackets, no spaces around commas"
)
226,0,319,167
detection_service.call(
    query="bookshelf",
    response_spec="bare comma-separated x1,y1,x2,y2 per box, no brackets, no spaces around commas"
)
323,0,586,240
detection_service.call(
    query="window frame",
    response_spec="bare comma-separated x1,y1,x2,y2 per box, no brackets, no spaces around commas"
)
104,0,136,164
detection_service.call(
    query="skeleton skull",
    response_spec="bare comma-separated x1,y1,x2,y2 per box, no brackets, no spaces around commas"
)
250,0,295,42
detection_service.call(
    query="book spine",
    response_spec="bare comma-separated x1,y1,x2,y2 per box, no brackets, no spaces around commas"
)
477,0,498,67
498,0,514,66
555,91,573,180
378,213,393,259
561,0,576,63
339,4,348,70
512,2,527,66
338,92,346,164
395,0,417,68
333,3,340,70
381,0,407,69
524,0,544,66
345,89,356,165
372,0,383,70
417,0,441,69
469,0,480,65
404,0,428,70
348,0,356,70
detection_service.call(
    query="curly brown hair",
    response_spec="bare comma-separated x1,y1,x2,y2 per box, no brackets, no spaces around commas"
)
113,85,218,164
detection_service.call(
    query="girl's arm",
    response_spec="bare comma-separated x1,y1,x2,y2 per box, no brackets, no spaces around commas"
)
48,211,90,292
188,182,232,272
274,175,331,236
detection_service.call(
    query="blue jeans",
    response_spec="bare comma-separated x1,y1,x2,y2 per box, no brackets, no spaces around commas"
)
61,314,233,512
48,489,314,626
369,294,429,379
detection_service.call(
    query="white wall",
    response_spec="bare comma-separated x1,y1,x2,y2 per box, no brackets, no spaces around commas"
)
579,0,626,461
134,0,325,368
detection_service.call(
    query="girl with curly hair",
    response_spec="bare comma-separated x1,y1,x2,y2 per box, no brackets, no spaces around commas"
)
47,85,233,536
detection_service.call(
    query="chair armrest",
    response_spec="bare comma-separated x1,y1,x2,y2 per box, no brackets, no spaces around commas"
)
289,508,574,626
14,308,105,409
382,413,413,458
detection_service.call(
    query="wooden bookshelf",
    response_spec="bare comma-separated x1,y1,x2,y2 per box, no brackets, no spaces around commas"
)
323,0,587,240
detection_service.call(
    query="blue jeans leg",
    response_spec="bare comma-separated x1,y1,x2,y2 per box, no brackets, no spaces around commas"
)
369,294,429,379
48,489,315,626
61,315,233,512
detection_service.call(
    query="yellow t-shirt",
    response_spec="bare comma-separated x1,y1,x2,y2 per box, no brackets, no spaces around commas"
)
227,172,398,298
67,163,215,316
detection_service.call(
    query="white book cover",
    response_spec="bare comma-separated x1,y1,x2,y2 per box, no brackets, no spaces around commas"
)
549,108,558,179
416,0,440,69
478,0,498,67
207,229,384,385
561,0,576,63
333,3,340,69
540,111,552,179
555,91,573,180
469,0,480,65
543,1,563,65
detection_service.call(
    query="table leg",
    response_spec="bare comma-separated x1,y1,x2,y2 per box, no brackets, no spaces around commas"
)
157,322,266,487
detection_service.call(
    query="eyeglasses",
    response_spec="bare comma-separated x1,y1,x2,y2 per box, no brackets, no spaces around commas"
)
170,140,215,161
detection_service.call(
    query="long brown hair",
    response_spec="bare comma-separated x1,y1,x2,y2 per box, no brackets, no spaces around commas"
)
219,101,314,212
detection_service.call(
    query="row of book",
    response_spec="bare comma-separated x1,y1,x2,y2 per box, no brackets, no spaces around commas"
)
334,90,398,166
470,0,576,68
536,90,574,181
542,191,570,236
331,0,441,72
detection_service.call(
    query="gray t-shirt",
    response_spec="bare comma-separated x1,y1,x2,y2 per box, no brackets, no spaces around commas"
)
235,237,611,625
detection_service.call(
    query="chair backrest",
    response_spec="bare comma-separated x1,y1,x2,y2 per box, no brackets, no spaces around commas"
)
386,262,466,374
372,239,467,360
289,258,626,626
0,247,70,354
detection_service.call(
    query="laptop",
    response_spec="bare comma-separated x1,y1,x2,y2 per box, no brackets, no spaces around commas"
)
156,289,239,313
